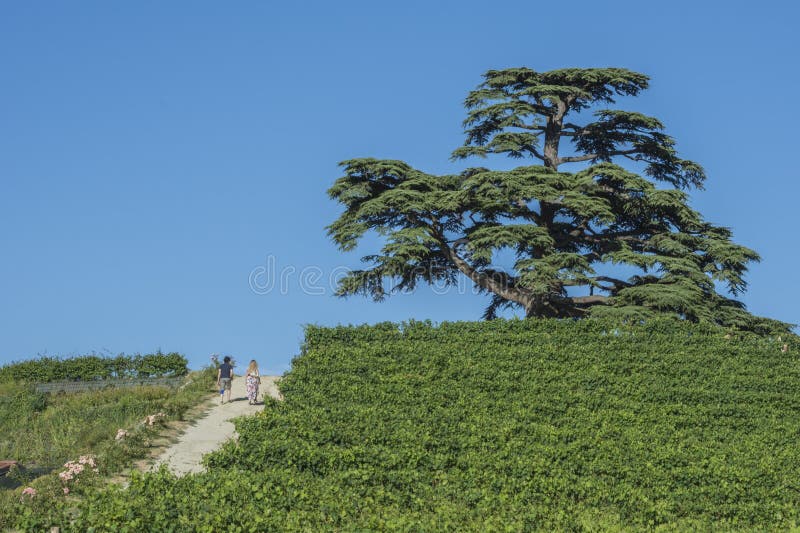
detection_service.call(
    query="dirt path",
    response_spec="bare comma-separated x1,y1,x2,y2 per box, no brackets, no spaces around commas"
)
148,375,281,476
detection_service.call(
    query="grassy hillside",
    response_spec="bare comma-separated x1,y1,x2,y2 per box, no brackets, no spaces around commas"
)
0,373,213,471
13,319,800,531
0,358,216,530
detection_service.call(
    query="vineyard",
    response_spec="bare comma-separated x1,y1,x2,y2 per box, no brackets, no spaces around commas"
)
6,318,800,530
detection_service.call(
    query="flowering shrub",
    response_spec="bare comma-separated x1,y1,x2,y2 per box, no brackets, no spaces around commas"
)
58,455,99,488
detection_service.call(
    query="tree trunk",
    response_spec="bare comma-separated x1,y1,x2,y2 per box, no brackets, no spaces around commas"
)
542,100,566,171
534,99,569,314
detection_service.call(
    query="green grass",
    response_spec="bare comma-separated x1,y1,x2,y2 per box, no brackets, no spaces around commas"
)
8,318,800,531
0,366,216,530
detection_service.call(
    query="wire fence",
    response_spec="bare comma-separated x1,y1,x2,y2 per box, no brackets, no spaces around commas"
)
35,376,185,394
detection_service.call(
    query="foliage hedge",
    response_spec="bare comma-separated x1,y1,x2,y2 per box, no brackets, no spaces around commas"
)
12,318,800,530
0,351,188,383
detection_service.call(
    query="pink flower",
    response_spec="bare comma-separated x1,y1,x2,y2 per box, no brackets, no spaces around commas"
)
59,455,97,485
21,487,37,499
63,487,70,495
78,455,96,467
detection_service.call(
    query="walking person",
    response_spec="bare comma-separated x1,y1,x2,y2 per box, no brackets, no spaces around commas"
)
217,356,234,405
245,359,261,405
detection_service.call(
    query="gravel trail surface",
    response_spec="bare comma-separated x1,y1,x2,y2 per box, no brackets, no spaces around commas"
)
149,375,280,475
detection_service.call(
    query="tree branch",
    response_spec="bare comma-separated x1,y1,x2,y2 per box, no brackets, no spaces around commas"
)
592,276,632,288
528,146,545,162
558,148,638,164
513,199,542,224
586,229,645,242
559,122,586,137
569,295,609,305
429,219,530,308
514,124,546,132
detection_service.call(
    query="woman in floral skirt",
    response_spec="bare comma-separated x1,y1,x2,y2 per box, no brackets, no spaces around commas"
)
245,359,261,405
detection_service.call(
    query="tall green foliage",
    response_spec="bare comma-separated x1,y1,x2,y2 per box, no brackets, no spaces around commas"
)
44,319,800,530
0,352,188,383
327,67,790,333
0,366,217,531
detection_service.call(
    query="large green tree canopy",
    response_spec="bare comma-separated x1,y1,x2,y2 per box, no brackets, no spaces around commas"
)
327,67,789,334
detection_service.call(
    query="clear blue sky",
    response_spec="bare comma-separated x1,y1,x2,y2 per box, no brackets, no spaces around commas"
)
1,1,798,373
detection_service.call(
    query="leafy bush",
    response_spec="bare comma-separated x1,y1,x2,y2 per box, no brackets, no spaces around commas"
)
0,351,188,383
9,319,800,530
